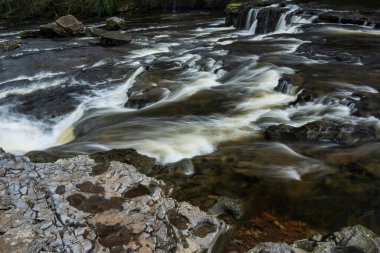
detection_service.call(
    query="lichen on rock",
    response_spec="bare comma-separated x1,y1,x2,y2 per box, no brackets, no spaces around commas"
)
0,149,229,252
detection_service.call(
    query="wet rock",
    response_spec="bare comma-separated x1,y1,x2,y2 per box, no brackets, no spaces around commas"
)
256,7,289,34
89,27,107,37
316,11,380,28
20,30,41,39
0,40,21,52
126,87,169,109
265,121,377,145
245,225,380,253
106,17,127,31
100,31,132,47
40,15,85,38
247,242,294,253
293,225,380,253
274,78,297,95
0,151,228,252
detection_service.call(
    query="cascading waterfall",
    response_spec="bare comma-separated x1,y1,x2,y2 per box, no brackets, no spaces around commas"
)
248,9,260,34
245,9,255,30
276,11,289,31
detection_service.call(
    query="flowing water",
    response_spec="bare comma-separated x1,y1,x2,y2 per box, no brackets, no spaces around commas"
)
1,3,380,234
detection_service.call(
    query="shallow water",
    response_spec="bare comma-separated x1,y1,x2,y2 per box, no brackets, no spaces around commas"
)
0,6,379,233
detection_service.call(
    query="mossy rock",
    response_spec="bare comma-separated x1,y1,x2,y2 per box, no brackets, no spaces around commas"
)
0,40,21,52
225,2,242,13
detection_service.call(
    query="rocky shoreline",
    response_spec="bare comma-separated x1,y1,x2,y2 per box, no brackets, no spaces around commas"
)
1,148,379,252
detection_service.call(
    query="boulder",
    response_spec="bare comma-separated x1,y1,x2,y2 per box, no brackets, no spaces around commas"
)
245,225,380,253
265,120,377,145
106,17,127,30
40,21,70,37
56,14,85,36
100,31,132,46
40,15,85,38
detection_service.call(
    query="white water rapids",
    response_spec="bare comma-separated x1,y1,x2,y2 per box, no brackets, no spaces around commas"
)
0,7,379,173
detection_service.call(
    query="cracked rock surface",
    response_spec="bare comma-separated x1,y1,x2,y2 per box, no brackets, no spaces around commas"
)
248,225,380,253
0,149,228,253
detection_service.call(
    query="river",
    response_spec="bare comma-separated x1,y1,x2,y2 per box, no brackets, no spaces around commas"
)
0,1,379,241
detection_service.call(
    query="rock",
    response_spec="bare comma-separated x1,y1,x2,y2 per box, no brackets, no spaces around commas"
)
274,78,296,95
20,30,41,39
126,87,169,109
316,11,380,28
247,242,294,253
293,225,380,253
0,151,229,252
40,15,85,38
89,27,108,37
256,7,289,34
106,17,127,30
55,15,85,36
40,21,71,38
245,225,380,253
0,40,21,52
265,121,377,145
100,31,132,47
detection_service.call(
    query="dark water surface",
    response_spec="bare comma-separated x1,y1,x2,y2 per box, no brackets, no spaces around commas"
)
0,4,379,235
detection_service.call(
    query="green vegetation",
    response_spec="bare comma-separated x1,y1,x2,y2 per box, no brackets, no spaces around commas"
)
0,40,21,52
225,2,242,13
0,0,229,20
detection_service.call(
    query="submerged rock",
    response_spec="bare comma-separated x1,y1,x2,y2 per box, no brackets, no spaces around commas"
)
0,151,228,252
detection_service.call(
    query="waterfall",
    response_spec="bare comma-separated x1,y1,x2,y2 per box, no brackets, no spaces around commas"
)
275,12,288,31
173,0,176,13
248,9,259,35
245,9,255,30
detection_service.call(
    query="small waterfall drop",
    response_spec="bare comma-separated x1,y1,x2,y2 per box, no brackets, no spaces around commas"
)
173,0,176,13
245,9,255,30
248,9,260,35
275,12,288,31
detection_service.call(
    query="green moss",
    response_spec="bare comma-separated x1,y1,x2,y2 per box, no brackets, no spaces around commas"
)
225,2,242,13
0,40,21,52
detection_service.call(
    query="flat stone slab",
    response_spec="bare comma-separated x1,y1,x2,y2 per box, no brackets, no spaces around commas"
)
0,150,228,253
100,31,132,46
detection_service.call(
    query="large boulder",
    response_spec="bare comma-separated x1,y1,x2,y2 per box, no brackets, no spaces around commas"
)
100,31,132,46
40,15,85,38
106,17,127,30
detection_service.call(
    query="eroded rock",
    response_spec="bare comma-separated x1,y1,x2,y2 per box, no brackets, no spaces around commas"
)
0,152,228,252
